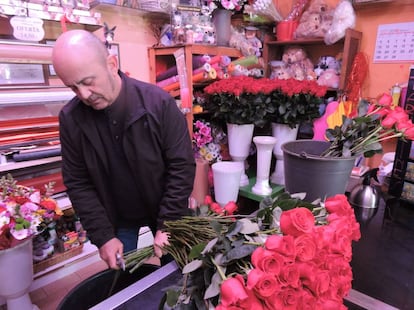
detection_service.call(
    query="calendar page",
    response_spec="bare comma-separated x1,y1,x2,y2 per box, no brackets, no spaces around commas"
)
373,22,414,63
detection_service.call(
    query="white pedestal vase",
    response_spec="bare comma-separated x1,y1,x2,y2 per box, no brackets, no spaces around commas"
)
0,238,38,310
270,123,299,185
212,161,243,207
252,136,278,196
227,123,254,187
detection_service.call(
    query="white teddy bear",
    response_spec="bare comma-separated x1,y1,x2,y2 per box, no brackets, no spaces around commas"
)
324,0,356,45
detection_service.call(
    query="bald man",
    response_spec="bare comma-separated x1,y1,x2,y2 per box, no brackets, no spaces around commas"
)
53,30,195,269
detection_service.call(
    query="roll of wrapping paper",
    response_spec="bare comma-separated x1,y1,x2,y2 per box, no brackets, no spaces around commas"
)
13,148,61,162
193,63,212,75
164,68,217,92
228,56,261,72
156,75,179,88
155,55,210,82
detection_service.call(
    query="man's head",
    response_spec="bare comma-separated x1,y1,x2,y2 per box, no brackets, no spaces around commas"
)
52,30,122,110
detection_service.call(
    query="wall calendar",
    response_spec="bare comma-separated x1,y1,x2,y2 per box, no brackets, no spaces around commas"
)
373,22,414,63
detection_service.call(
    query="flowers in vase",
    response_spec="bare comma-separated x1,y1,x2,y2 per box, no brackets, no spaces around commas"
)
204,76,327,128
193,119,230,164
0,174,62,250
207,0,247,12
323,93,414,158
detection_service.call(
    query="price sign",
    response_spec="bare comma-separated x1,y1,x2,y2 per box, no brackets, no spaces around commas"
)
10,16,45,42
373,22,414,63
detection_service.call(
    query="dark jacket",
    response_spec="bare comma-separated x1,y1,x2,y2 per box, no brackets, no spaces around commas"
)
59,72,195,248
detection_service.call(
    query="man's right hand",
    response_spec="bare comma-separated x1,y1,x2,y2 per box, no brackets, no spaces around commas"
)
99,238,124,269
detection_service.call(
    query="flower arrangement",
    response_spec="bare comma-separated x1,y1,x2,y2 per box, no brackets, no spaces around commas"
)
125,192,360,309
0,174,62,250
204,76,327,128
207,0,247,12
323,93,414,158
193,120,230,164
244,0,283,22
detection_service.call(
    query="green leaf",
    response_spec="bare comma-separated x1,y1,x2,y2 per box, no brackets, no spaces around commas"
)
182,259,203,274
165,289,181,307
204,271,223,299
189,243,207,260
210,221,222,234
239,218,260,234
223,244,257,263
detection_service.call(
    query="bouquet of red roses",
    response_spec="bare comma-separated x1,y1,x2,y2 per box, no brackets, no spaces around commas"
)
125,192,360,309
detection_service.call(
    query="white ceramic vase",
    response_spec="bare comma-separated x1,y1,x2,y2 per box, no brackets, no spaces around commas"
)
252,136,277,196
0,238,38,310
227,123,254,187
212,161,243,207
270,123,299,185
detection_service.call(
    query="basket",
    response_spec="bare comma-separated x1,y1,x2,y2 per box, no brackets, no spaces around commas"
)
33,243,84,274
137,0,170,13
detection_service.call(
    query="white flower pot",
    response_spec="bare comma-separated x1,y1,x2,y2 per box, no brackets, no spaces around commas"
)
0,238,38,310
212,161,243,207
252,136,277,196
270,123,299,185
227,123,254,187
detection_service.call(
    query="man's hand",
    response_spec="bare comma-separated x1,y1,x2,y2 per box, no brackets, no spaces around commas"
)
99,238,124,269
153,230,170,258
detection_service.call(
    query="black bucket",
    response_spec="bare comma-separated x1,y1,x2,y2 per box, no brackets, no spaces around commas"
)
282,140,356,202
57,264,159,310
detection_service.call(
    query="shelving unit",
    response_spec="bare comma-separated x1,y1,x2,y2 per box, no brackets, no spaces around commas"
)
262,28,362,91
148,45,243,133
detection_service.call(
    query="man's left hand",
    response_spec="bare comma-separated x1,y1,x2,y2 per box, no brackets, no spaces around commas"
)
154,230,170,258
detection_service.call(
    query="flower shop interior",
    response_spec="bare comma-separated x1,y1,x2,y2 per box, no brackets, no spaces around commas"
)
1,0,414,309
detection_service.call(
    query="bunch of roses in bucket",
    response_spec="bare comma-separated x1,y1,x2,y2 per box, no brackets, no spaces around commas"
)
204,76,327,128
0,174,62,250
323,93,414,157
125,192,360,309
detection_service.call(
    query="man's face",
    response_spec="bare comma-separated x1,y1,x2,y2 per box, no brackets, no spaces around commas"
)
57,55,118,110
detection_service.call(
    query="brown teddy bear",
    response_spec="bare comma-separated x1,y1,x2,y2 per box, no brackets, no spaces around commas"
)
282,46,315,81
295,0,333,39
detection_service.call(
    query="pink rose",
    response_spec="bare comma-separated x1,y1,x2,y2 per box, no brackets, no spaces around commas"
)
316,299,347,310
204,195,213,205
294,234,317,262
223,201,238,215
280,208,315,237
264,235,295,260
279,264,300,288
219,275,248,307
264,287,301,310
307,271,330,297
247,269,280,298
251,247,285,275
296,262,317,288
324,194,352,216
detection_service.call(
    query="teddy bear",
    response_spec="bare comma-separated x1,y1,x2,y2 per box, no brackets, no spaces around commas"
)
269,61,292,80
295,0,334,39
282,46,315,81
324,0,356,45
317,68,340,89
314,55,341,79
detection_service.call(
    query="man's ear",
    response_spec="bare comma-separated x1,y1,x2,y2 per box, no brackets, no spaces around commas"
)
107,54,118,73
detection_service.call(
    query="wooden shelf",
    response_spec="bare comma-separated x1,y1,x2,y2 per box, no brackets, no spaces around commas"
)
90,1,170,20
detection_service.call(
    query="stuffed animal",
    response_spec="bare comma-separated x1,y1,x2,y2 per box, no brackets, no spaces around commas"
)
282,46,315,81
270,61,292,80
314,55,341,78
317,68,340,89
325,0,356,45
295,0,333,39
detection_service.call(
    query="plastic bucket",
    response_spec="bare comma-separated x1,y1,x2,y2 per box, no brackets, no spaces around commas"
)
282,140,356,202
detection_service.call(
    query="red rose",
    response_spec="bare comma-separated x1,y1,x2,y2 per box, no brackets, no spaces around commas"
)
264,287,301,310
251,247,285,275
316,299,347,310
204,195,213,205
220,275,249,307
402,123,414,140
294,233,317,262
224,201,238,215
298,289,317,310
279,264,300,288
247,269,280,298
13,196,29,205
210,202,223,214
307,271,330,297
280,208,315,237
324,194,352,216
377,93,393,106
296,262,317,288
40,198,57,211
264,235,295,260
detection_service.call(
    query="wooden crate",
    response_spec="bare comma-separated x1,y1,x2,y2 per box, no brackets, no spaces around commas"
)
33,244,84,274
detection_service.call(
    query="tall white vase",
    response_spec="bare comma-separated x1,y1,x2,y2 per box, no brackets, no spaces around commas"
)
227,123,254,187
252,136,277,196
0,238,38,310
270,123,299,185
212,161,243,207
